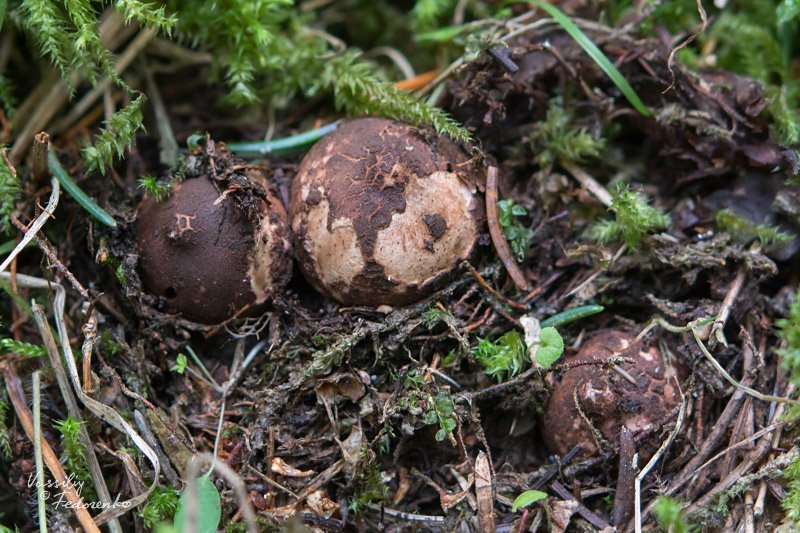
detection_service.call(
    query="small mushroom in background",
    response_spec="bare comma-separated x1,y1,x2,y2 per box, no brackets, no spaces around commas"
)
136,172,292,324
542,329,684,457
289,118,483,306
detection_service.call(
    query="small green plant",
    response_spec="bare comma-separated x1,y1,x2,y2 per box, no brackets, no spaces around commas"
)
781,453,800,523
532,327,565,368
140,486,180,529
138,175,174,202
0,339,46,358
714,208,794,246
511,489,548,512
498,199,534,262
587,184,671,248
474,330,527,383
423,391,457,442
170,353,188,374
0,160,20,235
777,285,800,384
82,94,147,174
403,367,425,389
530,97,606,168
653,496,698,533
420,307,447,328
99,330,123,358
173,473,221,533
474,327,565,382
0,388,12,459
54,416,95,500
348,456,390,514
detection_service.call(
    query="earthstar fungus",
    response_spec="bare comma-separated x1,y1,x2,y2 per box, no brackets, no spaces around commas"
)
542,329,683,457
289,118,483,306
136,172,292,324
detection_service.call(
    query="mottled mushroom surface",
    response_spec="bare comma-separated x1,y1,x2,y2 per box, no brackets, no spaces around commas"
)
136,173,292,324
542,329,683,457
289,118,482,306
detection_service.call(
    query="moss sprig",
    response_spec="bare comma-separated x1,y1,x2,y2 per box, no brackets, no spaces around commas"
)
19,0,77,81
530,97,605,168
139,486,180,528
54,416,96,500
777,286,800,384
63,0,121,86
168,1,469,140
325,52,469,142
715,208,794,246
783,454,800,523
411,0,456,31
0,157,20,235
81,94,146,174
587,184,671,248
0,387,12,459
115,0,177,35
0,338,46,358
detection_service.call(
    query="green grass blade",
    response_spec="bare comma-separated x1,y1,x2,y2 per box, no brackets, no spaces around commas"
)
0,0,6,34
529,0,650,116
226,121,340,157
48,151,117,227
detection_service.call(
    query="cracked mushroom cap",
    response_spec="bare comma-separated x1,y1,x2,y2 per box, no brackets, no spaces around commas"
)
289,118,483,306
136,174,292,324
542,330,683,457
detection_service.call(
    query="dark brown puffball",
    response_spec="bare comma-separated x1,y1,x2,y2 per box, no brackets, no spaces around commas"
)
136,174,292,324
289,118,482,306
542,330,684,457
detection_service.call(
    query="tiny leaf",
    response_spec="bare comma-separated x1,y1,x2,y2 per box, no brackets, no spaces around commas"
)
512,490,547,512
535,347,561,368
539,327,564,351
174,474,221,533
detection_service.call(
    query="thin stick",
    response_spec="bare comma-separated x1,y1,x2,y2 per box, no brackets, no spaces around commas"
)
635,375,686,533
710,266,746,347
31,132,50,183
32,371,46,533
486,166,528,291
691,327,799,405
465,262,527,309
560,160,614,207
0,177,59,275
9,214,89,299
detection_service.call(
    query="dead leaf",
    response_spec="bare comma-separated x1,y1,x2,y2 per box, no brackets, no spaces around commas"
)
550,499,579,533
475,451,495,533
306,489,339,517
272,457,315,477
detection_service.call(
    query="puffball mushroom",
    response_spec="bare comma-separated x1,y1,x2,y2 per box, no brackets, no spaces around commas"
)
542,330,683,457
289,118,482,306
136,173,292,324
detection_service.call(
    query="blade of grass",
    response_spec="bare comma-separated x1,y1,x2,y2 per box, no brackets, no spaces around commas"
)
528,0,650,116
225,121,340,157
540,305,604,328
32,371,46,533
48,151,116,227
